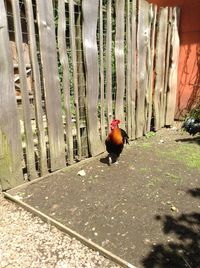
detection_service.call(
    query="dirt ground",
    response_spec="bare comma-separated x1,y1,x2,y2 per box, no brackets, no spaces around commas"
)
8,127,200,268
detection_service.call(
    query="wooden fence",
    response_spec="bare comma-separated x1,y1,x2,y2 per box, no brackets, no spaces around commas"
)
0,0,180,190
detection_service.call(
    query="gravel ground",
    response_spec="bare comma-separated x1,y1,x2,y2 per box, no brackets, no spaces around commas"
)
0,191,120,268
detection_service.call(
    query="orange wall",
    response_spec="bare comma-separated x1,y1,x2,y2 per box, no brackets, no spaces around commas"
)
148,0,200,119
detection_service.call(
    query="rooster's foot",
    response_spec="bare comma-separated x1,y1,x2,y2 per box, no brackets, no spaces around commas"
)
108,156,112,166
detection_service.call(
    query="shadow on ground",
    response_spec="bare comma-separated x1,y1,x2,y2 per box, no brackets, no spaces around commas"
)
142,188,200,268
176,135,200,146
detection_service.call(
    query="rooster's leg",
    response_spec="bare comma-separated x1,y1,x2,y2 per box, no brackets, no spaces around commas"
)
112,154,119,165
108,155,112,166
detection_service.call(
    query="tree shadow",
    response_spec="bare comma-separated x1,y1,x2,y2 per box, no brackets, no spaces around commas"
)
187,188,200,198
142,189,200,268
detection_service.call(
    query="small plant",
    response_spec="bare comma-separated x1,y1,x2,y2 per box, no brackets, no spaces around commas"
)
147,177,160,187
145,131,156,139
186,102,200,120
165,172,181,181
140,167,149,172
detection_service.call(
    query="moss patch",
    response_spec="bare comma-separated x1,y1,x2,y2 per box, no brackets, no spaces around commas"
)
159,143,200,169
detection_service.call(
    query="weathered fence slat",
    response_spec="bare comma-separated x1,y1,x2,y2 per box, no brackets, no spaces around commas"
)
163,8,173,126
57,0,74,164
105,0,112,131
126,0,132,137
0,0,23,190
36,0,66,171
99,0,106,141
144,4,153,134
24,0,48,175
146,4,157,132
115,0,125,129
82,0,104,156
11,0,37,179
130,0,137,140
165,7,180,125
69,0,82,159
153,7,168,130
136,0,150,138
158,8,168,129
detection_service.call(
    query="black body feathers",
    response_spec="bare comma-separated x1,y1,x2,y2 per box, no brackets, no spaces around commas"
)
105,128,129,157
182,117,200,136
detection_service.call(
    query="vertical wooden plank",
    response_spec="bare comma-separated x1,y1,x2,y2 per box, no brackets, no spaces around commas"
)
11,0,37,179
106,0,112,131
144,4,152,135
69,0,82,159
154,7,168,131
165,7,180,125
115,0,125,129
126,0,132,137
146,4,157,132
163,8,173,126
130,0,137,140
24,0,48,175
159,8,168,128
136,0,150,138
0,0,23,190
154,8,168,131
36,0,66,171
99,0,106,140
57,0,74,164
82,0,104,156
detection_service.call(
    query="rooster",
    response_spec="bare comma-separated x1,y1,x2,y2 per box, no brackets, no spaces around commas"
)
105,119,129,165
182,117,200,136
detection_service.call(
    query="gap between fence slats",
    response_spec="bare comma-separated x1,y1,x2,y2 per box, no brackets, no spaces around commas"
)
76,11,88,157
126,0,132,137
24,0,48,175
106,0,112,131
57,0,74,165
69,0,82,160
99,0,106,141
130,0,137,140
146,4,157,132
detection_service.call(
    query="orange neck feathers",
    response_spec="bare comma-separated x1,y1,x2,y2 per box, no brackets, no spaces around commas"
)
108,127,123,144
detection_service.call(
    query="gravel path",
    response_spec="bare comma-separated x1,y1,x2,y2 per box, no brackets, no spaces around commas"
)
0,191,120,268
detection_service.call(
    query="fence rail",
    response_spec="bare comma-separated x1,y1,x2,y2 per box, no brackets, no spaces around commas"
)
0,0,180,190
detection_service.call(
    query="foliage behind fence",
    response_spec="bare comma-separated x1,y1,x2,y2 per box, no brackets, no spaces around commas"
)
0,0,180,190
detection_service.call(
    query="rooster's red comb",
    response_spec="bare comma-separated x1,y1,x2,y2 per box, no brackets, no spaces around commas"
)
111,119,121,124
